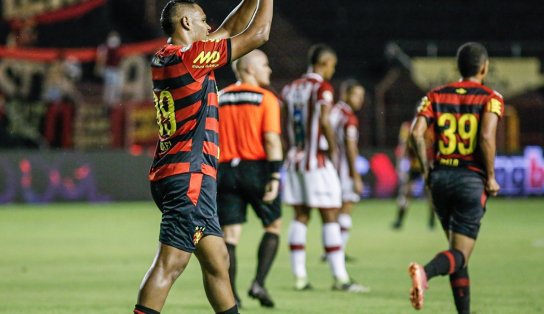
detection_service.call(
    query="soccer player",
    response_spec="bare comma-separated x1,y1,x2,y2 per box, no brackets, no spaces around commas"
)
133,0,273,314
217,49,282,308
329,79,365,258
282,44,368,293
408,42,503,313
391,120,435,230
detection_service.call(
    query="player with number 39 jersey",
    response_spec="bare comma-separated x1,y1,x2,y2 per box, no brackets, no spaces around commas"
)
417,79,504,176
408,42,504,314
149,39,230,182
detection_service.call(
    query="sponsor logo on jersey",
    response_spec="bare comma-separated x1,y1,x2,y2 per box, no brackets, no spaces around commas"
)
193,51,220,65
455,88,467,94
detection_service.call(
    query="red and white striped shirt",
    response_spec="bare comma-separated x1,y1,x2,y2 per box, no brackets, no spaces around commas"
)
329,100,359,179
281,73,334,171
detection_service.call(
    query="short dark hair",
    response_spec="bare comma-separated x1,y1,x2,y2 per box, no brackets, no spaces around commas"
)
456,42,488,78
308,43,336,66
160,0,197,36
340,78,363,97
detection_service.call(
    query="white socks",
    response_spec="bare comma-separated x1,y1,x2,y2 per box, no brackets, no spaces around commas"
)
337,213,352,250
323,222,349,282
288,220,308,278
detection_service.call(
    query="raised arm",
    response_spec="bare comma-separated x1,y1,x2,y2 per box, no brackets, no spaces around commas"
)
229,0,273,61
410,116,430,183
209,0,258,39
479,111,500,196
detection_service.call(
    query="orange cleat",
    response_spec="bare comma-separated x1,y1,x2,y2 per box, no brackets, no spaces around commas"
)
408,263,428,310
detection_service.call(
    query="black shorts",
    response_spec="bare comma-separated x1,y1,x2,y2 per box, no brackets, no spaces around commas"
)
217,160,282,227
409,169,422,181
150,173,223,253
429,168,488,239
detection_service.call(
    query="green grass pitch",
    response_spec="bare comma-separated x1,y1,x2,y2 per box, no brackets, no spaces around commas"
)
1,198,543,313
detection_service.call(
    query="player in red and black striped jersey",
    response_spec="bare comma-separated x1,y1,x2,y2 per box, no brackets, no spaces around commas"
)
407,42,503,314
133,1,273,314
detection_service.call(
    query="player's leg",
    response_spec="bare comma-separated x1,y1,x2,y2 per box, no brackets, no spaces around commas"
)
408,170,461,310
222,224,243,307
338,202,354,260
424,186,436,229
135,173,199,313
248,218,281,307
195,235,239,314
196,173,239,314
288,205,312,290
239,160,282,306
445,171,487,314
217,162,247,307
283,169,312,290
393,170,410,229
337,173,359,258
448,233,474,314
312,161,368,293
135,244,192,313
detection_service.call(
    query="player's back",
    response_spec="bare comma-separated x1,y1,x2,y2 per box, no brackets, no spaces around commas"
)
148,40,230,181
421,80,504,176
218,83,279,163
281,73,334,170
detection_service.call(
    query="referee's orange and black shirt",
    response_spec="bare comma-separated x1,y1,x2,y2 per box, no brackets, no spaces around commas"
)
218,83,281,163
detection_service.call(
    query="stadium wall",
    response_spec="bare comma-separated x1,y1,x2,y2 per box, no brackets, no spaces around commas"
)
0,147,543,204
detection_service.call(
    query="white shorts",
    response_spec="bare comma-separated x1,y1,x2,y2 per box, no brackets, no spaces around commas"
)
282,160,342,209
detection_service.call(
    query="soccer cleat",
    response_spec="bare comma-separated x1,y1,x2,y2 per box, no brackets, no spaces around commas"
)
391,220,403,230
248,281,274,308
408,262,428,310
321,253,357,263
294,276,313,291
332,279,371,293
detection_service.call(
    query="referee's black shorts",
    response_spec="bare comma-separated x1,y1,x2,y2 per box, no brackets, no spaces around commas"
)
217,160,282,227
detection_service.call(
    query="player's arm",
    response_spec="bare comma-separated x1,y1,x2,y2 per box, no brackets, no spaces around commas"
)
320,104,337,160
262,93,283,202
209,0,258,40
263,131,283,202
345,133,363,194
480,111,500,196
410,116,429,183
229,0,273,61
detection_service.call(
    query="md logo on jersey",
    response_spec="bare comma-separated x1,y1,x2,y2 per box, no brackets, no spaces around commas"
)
193,51,220,65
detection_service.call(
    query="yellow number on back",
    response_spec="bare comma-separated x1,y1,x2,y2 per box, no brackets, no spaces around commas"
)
457,114,478,155
437,113,457,155
437,113,478,156
153,90,176,138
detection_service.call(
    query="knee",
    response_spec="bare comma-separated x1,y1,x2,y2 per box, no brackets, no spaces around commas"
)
206,246,230,278
222,225,242,246
265,218,282,234
295,213,310,225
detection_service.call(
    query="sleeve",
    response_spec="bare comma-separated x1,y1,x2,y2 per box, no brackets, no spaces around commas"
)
416,93,434,124
317,82,335,108
181,38,231,79
262,91,281,134
344,113,359,141
485,91,505,120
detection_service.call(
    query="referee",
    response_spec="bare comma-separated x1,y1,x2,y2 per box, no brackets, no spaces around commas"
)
217,49,283,308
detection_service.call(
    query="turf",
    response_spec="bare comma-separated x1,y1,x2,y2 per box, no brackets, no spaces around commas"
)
1,198,543,313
